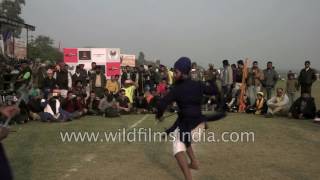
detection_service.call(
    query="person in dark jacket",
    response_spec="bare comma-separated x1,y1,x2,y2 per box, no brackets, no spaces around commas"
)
156,57,225,180
262,61,279,100
298,61,317,95
54,64,71,98
288,93,316,119
72,66,87,88
91,66,106,98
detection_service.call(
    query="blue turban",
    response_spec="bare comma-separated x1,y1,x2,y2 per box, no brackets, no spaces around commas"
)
174,57,191,74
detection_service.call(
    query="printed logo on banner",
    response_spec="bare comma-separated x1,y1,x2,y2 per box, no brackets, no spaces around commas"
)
78,48,91,60
120,54,136,67
107,48,120,62
64,48,78,63
106,62,121,76
91,48,107,62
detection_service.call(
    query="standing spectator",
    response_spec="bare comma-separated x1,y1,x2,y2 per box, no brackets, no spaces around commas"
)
121,66,130,86
136,65,146,96
91,66,106,98
167,68,174,86
190,62,201,81
72,66,87,87
298,61,317,95
78,64,88,83
228,60,244,107
247,61,264,106
265,88,289,118
220,60,233,99
262,61,278,100
159,64,168,82
288,93,316,119
88,62,97,80
205,64,219,84
106,75,120,95
286,72,299,106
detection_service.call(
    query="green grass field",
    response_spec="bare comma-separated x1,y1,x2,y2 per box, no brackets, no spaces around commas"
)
3,81,320,180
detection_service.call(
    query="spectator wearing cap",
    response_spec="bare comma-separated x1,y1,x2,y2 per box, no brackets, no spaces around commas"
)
298,61,317,95
286,72,299,106
253,92,267,115
220,60,233,100
247,61,264,106
262,61,278,100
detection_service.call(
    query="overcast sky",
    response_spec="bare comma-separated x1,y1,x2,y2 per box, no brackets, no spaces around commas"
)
22,0,320,70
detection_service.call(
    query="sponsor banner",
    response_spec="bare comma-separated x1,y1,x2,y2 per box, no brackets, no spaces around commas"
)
64,48,78,63
106,62,121,76
106,48,120,62
91,48,107,62
14,37,27,59
120,54,136,67
78,48,91,61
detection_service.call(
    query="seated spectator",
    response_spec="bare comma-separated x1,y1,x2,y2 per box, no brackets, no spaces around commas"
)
123,79,137,103
75,94,88,116
40,92,72,122
265,88,289,118
246,92,267,115
61,91,83,119
72,80,87,98
98,91,119,117
27,89,44,121
106,76,120,95
42,69,57,98
134,94,148,114
117,89,131,114
86,91,100,115
288,93,316,119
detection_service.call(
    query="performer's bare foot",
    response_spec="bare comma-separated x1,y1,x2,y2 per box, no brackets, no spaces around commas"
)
188,161,199,170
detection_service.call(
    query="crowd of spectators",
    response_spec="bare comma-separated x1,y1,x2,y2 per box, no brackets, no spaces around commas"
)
0,55,319,125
